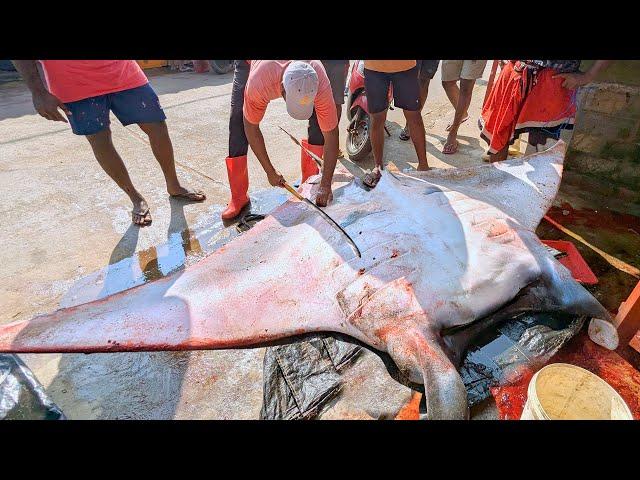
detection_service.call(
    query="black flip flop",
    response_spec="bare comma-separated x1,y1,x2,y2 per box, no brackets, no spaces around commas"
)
236,213,266,233
362,169,382,189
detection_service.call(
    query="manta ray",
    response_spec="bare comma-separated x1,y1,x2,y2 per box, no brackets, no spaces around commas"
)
0,140,619,419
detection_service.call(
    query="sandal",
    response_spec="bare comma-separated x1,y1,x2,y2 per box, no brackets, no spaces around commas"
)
132,207,152,226
442,140,459,155
399,127,411,141
169,189,206,202
362,168,382,188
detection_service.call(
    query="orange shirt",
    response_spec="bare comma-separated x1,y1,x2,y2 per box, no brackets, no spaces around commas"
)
243,60,338,132
39,60,149,103
363,60,416,73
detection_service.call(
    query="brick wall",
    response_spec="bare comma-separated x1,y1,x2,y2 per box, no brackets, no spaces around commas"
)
566,62,640,200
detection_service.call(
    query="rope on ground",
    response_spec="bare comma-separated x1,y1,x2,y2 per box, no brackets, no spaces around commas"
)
122,125,229,189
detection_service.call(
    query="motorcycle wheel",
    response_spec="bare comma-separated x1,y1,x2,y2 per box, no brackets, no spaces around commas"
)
346,108,372,162
209,60,235,74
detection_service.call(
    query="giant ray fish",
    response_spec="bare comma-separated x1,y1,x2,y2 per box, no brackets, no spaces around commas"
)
0,140,619,419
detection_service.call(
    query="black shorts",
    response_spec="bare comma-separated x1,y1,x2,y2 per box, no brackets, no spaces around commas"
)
417,60,440,81
321,60,349,105
364,65,420,114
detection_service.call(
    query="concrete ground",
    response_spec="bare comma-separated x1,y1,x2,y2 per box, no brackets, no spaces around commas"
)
0,63,501,419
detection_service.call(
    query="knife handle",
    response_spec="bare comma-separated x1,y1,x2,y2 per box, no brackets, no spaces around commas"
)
282,181,305,201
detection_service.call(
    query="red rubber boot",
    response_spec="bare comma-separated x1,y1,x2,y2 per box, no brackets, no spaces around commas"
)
221,155,250,220
301,139,323,184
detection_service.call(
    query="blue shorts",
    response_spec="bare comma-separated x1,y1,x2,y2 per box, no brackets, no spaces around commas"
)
65,83,167,136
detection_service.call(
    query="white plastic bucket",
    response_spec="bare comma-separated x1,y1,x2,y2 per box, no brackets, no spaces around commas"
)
521,363,633,420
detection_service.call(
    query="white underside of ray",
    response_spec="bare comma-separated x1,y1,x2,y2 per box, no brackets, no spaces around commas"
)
0,140,618,354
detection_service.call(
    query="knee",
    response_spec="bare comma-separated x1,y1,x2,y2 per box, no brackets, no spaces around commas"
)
442,80,456,90
459,79,475,94
139,121,167,138
404,110,422,124
370,112,386,126
86,127,113,146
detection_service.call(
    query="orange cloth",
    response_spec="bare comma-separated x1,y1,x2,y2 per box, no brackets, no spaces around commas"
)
364,60,416,73
243,60,338,132
479,61,576,154
39,60,148,103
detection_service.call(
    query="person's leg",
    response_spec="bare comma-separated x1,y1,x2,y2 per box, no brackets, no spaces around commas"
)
443,78,475,154
404,110,429,169
110,83,205,201
222,61,252,219
401,77,431,141
441,60,469,131
229,60,250,158
136,121,204,200
363,68,392,186
487,145,509,162
86,129,151,225
442,79,460,110
393,66,429,170
65,93,152,226
370,109,388,170
321,60,348,125
401,60,437,141
314,60,347,154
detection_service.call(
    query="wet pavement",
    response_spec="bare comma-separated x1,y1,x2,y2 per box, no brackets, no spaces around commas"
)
2,64,638,419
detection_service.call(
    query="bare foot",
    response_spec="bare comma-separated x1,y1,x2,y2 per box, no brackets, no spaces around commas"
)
132,198,152,226
417,162,431,171
168,185,206,202
482,153,503,163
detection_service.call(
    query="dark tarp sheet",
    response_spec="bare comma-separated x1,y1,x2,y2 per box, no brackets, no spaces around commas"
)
0,354,65,420
460,312,585,406
261,313,584,419
260,336,361,420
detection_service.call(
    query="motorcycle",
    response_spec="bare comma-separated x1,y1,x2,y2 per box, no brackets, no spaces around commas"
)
209,60,235,74
345,60,393,162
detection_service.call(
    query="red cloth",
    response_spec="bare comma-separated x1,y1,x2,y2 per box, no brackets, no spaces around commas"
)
39,60,148,103
479,61,576,154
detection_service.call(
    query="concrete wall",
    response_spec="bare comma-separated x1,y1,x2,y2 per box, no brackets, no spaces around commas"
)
566,61,640,202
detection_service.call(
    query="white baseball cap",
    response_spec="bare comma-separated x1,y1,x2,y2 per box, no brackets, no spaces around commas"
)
282,61,318,120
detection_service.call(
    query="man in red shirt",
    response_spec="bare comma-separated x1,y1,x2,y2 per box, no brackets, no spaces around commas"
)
221,60,339,219
12,60,205,226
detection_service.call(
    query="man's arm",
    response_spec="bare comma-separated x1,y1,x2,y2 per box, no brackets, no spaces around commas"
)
12,60,71,122
554,60,612,90
314,126,339,207
243,117,285,187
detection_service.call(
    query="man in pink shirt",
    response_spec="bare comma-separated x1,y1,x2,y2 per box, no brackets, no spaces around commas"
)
12,60,205,226
224,60,339,212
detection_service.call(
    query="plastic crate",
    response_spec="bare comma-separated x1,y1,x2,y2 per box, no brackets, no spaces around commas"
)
541,239,598,285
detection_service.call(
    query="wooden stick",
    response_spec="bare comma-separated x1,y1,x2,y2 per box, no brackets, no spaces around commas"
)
543,215,640,279
615,280,640,349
